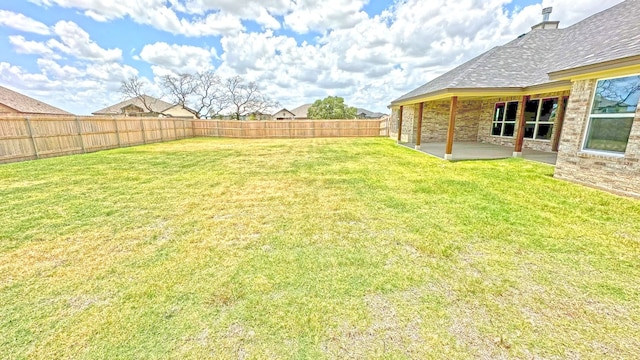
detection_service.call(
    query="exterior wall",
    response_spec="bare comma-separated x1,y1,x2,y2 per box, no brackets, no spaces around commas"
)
477,90,571,152
420,100,481,142
401,105,416,143
554,79,640,198
388,105,415,142
164,105,197,119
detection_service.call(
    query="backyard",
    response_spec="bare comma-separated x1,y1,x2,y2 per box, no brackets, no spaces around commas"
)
1,137,639,359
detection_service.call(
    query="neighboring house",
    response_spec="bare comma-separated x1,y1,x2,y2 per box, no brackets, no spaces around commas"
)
0,86,73,116
356,108,387,119
92,95,196,118
273,104,312,120
389,0,640,197
248,111,272,120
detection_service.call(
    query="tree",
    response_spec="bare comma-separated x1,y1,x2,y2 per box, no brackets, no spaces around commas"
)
120,76,161,113
160,71,229,119
307,96,357,119
225,76,278,120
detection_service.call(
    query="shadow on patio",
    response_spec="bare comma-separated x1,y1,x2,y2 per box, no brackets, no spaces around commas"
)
398,141,557,165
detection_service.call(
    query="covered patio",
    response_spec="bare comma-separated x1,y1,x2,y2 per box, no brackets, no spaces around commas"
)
398,141,557,165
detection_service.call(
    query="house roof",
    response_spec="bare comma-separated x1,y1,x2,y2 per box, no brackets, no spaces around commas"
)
392,0,640,104
356,108,387,118
290,103,312,118
92,95,174,115
0,86,73,115
272,108,296,117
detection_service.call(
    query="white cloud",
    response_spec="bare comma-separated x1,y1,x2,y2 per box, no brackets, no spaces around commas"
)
9,35,59,58
48,21,122,62
0,10,51,35
139,42,216,74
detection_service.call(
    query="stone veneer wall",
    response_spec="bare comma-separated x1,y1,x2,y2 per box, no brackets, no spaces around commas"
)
389,105,416,143
420,100,481,142
554,79,640,198
477,90,571,152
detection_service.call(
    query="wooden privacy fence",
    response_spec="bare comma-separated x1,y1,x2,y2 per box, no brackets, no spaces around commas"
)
0,116,383,164
193,119,384,138
0,115,193,164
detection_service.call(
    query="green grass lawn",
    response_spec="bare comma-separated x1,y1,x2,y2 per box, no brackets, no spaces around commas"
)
1,137,639,359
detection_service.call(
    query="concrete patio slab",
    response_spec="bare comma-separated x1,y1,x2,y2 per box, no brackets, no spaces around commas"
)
399,141,557,165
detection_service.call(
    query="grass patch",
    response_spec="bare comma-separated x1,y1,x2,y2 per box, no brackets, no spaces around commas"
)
1,137,639,359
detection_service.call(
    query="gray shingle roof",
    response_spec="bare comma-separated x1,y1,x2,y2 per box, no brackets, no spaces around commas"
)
92,95,174,115
392,0,640,104
356,108,387,118
290,103,312,118
0,86,73,115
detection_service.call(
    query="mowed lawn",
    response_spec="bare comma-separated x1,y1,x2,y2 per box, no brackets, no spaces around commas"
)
1,137,639,359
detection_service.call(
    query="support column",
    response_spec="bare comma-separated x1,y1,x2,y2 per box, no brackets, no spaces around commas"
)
513,95,530,157
445,96,458,160
415,102,424,150
396,106,404,143
551,96,567,152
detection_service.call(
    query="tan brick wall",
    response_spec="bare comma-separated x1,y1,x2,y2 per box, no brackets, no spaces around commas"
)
477,91,570,152
554,79,640,198
419,99,481,142
388,105,416,142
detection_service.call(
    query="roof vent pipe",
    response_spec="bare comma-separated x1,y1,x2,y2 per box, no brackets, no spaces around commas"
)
542,7,552,22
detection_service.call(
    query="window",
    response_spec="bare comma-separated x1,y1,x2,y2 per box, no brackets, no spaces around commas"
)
524,98,559,140
492,101,518,137
584,75,640,154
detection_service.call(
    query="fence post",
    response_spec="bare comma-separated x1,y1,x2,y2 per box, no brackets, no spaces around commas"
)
74,116,86,153
140,119,147,144
25,116,39,159
113,117,122,147
159,118,164,141
182,119,186,139
172,119,177,140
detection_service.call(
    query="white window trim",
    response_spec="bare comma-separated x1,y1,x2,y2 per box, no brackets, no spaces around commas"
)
580,74,640,156
524,97,558,141
491,101,518,138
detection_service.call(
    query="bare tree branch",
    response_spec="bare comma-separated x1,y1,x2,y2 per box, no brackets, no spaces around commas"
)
120,76,158,114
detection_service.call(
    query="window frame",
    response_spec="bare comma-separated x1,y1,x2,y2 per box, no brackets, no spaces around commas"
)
523,97,559,141
581,74,640,156
491,101,518,138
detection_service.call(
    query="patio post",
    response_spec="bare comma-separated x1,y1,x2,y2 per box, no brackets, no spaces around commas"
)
444,96,458,160
415,102,424,150
513,95,530,157
552,96,567,152
397,106,404,143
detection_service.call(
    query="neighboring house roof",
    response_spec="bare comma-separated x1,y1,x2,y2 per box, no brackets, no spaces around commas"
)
273,108,295,116
0,86,73,115
290,104,312,118
356,108,387,118
92,95,174,115
273,104,312,119
392,0,640,104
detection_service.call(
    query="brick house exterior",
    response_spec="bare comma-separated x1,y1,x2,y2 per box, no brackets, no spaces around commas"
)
389,1,640,198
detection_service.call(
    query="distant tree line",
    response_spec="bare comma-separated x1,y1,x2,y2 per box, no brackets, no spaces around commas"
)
121,72,279,120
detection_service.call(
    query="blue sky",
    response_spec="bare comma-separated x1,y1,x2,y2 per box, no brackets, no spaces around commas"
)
0,0,622,115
